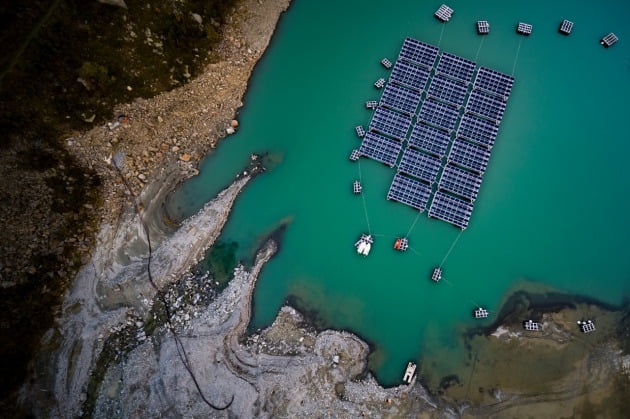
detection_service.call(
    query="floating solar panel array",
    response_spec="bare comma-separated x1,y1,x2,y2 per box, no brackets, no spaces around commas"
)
428,191,474,230
369,107,412,140
438,164,483,202
398,38,439,68
456,114,499,148
418,98,460,131
408,123,451,157
359,132,403,167
387,173,432,211
398,148,441,184
354,37,516,230
435,52,476,83
390,60,431,92
427,74,469,107
380,83,422,116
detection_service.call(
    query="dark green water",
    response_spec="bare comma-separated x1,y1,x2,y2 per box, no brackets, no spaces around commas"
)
169,0,630,386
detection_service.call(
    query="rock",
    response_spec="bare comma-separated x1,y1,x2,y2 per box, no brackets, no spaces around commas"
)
179,154,192,162
171,146,180,153
226,127,235,135
191,13,203,25
97,0,128,8
137,174,146,181
230,119,239,127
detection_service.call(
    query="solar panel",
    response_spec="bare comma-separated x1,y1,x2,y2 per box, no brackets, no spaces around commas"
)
428,191,474,229
398,38,439,68
474,67,514,99
456,114,499,148
465,89,507,122
435,52,476,83
408,123,451,157
390,60,431,92
387,173,432,211
418,98,460,131
427,74,469,107
398,148,442,184
368,107,412,140
380,83,422,116
448,139,491,174
438,164,482,201
358,131,403,167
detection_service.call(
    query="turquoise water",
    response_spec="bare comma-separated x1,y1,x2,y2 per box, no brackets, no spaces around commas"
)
169,0,630,387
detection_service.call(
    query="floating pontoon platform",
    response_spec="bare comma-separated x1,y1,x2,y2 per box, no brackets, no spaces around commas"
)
381,58,393,69
474,308,489,318
600,33,618,48
431,267,442,282
349,149,360,161
366,101,378,109
434,4,453,22
477,21,490,35
353,180,362,194
355,125,366,138
393,237,408,252
559,20,573,35
374,78,386,89
517,22,533,36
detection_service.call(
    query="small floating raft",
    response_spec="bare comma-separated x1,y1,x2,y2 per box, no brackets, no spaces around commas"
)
381,58,392,69
477,20,490,35
349,149,360,161
517,22,533,36
393,237,408,252
523,319,540,331
353,180,362,194
600,32,618,48
434,4,453,22
366,101,378,109
355,125,366,138
431,267,442,282
374,78,386,89
354,234,374,256
474,307,489,318
559,20,573,35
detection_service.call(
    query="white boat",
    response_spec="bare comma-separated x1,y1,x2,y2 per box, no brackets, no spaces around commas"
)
354,234,374,256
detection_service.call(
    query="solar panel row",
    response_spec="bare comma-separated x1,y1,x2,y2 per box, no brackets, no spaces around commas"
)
474,67,514,99
398,148,442,184
427,74,469,107
465,89,507,122
389,60,431,92
436,52,476,83
418,98,460,131
438,164,483,201
399,38,439,68
428,191,474,229
408,123,451,157
456,114,499,148
448,138,491,174
380,83,422,116
369,107,412,140
359,131,403,167
387,173,432,211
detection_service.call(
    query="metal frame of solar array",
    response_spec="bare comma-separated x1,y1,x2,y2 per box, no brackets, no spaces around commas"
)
435,52,476,83
368,107,412,141
408,123,451,157
418,98,460,131
379,83,422,116
473,67,514,99
358,132,403,167
427,74,469,107
387,173,432,211
465,89,507,122
398,148,442,184
456,114,499,148
428,191,474,229
398,38,439,68
438,164,483,202
448,138,491,174
389,60,431,92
